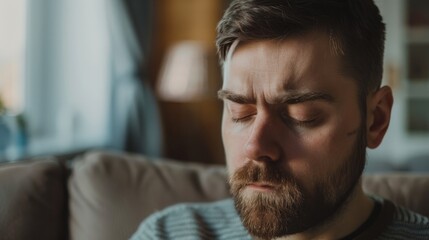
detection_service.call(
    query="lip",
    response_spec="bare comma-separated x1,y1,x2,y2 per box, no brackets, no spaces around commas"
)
247,183,275,192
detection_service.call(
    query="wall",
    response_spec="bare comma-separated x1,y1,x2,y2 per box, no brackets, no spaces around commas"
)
152,0,226,164
369,0,429,164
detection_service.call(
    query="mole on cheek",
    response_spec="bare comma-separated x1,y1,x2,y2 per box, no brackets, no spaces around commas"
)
346,128,358,137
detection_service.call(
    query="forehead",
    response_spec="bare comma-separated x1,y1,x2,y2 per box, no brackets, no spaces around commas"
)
223,31,350,98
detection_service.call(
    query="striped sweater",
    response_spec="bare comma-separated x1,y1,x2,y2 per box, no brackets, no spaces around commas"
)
130,197,429,240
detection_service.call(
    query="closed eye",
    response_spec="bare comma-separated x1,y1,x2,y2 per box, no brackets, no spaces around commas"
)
280,110,323,128
231,114,256,123
287,117,319,127
226,101,256,124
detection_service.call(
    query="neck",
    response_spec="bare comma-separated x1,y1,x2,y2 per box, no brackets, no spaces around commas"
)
276,179,374,240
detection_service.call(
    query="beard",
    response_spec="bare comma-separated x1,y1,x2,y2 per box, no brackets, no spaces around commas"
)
229,126,367,239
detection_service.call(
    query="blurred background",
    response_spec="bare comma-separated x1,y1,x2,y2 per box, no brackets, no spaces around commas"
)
0,0,428,171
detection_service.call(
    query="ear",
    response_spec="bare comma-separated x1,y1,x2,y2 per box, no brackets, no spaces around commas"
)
366,86,394,149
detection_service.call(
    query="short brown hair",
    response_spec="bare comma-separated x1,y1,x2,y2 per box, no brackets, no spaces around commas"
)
216,0,386,94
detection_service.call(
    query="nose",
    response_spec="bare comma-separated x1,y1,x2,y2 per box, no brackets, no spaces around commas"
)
244,113,282,162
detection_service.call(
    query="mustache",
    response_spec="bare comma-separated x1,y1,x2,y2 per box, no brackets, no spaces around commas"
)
230,162,294,187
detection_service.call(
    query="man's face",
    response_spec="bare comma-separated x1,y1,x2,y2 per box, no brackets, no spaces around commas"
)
220,32,366,238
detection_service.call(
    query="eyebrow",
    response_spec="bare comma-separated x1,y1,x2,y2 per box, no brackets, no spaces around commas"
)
217,90,256,104
217,89,335,105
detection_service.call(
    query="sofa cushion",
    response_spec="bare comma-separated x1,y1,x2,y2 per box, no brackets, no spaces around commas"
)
0,158,68,240
68,151,229,240
68,151,429,240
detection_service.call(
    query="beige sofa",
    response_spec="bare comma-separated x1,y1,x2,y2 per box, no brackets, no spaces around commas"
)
0,151,428,240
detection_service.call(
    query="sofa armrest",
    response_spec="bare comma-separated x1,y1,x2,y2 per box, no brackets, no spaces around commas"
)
0,158,68,240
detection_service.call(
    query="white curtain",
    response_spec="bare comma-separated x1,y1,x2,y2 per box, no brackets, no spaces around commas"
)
106,0,163,157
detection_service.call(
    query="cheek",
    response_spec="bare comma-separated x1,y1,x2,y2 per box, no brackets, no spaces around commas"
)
300,115,359,172
288,125,357,193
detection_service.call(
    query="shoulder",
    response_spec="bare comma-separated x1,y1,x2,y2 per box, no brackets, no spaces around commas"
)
380,203,429,239
130,198,250,240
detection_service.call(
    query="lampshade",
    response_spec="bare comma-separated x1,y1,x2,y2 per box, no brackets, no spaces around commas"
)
157,41,215,102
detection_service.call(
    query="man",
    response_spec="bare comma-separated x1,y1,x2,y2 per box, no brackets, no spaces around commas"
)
132,0,429,239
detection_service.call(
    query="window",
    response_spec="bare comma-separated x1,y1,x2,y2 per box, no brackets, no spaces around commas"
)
0,0,26,113
0,0,111,160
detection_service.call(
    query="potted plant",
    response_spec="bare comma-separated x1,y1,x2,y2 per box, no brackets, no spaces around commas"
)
0,97,12,158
